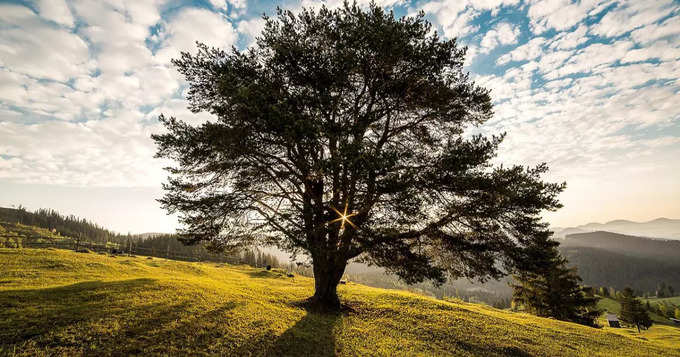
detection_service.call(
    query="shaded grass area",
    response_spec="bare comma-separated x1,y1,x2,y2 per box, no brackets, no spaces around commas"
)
1,248,679,356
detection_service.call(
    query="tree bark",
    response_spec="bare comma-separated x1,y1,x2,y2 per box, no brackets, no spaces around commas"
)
311,258,346,311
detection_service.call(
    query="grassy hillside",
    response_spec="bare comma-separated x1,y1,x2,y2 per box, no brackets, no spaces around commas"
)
643,296,680,306
597,296,679,325
596,297,680,347
598,296,680,321
1,249,679,356
0,222,68,247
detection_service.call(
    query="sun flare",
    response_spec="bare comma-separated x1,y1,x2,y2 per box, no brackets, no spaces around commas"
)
330,201,358,230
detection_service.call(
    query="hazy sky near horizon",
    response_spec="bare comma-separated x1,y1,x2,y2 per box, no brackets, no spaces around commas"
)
1,0,679,233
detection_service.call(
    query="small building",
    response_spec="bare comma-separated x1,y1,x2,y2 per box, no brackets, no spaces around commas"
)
670,318,680,326
606,313,620,328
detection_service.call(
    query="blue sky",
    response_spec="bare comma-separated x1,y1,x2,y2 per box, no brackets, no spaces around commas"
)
0,0,679,233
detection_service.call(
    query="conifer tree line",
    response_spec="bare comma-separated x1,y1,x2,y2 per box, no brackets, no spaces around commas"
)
0,206,122,244
0,206,297,271
137,234,296,271
593,282,675,300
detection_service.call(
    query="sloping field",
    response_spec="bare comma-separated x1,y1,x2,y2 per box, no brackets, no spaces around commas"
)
1,248,678,356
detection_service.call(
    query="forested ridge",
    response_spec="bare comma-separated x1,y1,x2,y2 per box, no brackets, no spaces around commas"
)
0,206,308,274
559,231,680,293
0,206,122,244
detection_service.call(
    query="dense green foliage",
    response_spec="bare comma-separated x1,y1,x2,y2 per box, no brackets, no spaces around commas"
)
619,288,653,332
153,2,564,309
2,249,678,356
511,238,600,326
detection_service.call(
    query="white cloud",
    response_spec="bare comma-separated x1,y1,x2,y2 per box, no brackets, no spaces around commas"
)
620,40,680,63
155,7,238,62
0,4,91,82
497,37,546,64
480,22,520,52
0,3,35,24
527,0,607,34
544,40,632,79
589,0,676,38
548,24,589,50
630,15,680,45
35,0,74,27
0,113,167,187
237,17,266,45
0,0,679,229
209,0,248,11
422,2,478,38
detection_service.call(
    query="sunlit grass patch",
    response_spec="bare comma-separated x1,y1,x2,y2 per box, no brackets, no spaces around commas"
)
1,248,678,356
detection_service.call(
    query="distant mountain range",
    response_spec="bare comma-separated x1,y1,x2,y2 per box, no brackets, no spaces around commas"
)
559,231,680,292
552,218,680,240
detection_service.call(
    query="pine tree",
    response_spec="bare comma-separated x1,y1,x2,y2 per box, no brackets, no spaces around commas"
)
511,239,601,326
619,287,652,333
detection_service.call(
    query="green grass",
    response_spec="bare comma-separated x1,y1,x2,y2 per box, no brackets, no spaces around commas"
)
0,222,67,247
596,297,680,348
597,297,622,314
644,296,680,305
598,296,679,324
1,249,679,356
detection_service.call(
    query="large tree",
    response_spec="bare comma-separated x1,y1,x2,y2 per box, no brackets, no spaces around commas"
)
153,3,564,310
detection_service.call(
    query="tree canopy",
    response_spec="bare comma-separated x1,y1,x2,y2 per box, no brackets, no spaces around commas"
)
153,2,564,309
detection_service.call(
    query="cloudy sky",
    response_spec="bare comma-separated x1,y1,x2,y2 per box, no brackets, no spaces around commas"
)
0,0,678,233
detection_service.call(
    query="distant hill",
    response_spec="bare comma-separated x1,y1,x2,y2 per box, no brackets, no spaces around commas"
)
0,206,123,245
559,231,680,292
562,231,680,259
552,218,680,240
1,248,678,355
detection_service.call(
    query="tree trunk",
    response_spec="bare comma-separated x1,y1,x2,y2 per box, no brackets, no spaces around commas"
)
311,259,346,311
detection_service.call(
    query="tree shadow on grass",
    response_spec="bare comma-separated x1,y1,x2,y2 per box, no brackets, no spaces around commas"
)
137,300,243,355
0,279,191,351
0,279,155,337
0,278,250,355
264,303,342,357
